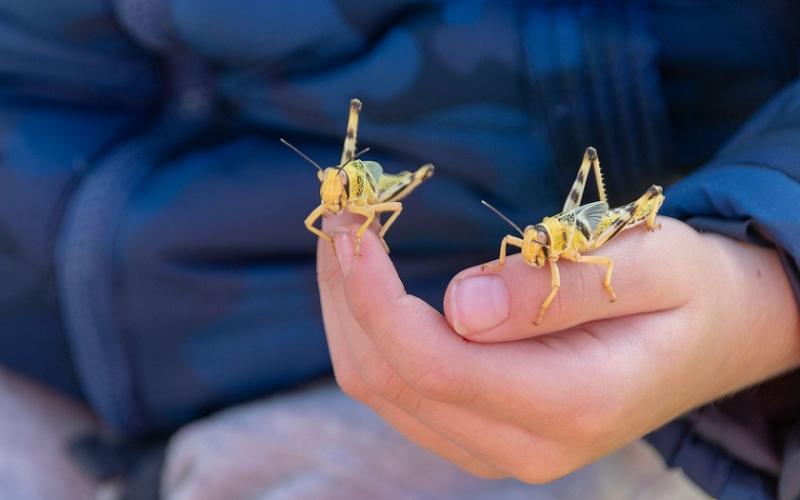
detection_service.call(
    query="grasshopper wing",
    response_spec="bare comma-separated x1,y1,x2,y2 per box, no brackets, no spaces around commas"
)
573,201,608,232
377,163,435,202
361,160,384,191
561,200,608,241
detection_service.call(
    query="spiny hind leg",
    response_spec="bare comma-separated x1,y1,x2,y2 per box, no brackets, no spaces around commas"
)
641,185,665,231
562,147,608,212
401,163,436,198
535,259,561,325
590,185,664,250
340,98,362,165
482,235,524,272
377,163,435,203
304,205,331,243
574,254,616,302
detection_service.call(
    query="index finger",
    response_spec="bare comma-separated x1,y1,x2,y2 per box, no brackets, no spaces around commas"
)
331,225,593,425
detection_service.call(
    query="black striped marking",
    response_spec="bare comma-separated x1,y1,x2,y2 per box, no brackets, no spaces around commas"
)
576,219,591,239
534,224,550,246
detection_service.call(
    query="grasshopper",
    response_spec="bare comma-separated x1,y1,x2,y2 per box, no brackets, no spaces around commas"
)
481,147,664,325
283,98,434,253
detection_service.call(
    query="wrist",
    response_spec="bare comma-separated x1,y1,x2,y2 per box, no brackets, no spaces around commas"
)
698,232,800,400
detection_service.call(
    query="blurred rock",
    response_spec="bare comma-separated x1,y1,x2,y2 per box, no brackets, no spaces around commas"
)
162,383,710,500
0,368,99,500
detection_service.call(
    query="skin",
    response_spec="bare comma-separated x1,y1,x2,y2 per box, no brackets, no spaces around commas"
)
317,214,800,483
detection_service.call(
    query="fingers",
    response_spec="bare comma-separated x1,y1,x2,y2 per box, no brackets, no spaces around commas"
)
317,213,773,482
332,225,486,405
443,217,700,342
317,216,505,478
322,228,595,481
321,219,708,481
322,232,564,480
330,226,591,426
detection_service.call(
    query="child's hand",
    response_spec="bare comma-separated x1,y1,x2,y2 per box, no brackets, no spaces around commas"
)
317,215,800,482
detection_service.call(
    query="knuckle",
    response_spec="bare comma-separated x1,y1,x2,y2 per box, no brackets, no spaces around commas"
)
348,284,406,331
363,360,407,404
316,265,342,289
513,462,569,485
466,466,507,480
551,391,611,443
409,359,459,401
563,411,606,443
333,368,369,402
349,292,380,326
511,445,573,484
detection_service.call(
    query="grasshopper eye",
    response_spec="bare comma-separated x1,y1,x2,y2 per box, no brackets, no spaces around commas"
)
535,230,548,245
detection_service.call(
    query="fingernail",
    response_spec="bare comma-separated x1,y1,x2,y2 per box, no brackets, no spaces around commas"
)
450,275,509,337
334,227,355,275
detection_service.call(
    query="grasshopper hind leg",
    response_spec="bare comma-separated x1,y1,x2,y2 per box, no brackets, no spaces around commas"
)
340,98,362,166
562,147,608,213
591,185,664,249
642,185,665,231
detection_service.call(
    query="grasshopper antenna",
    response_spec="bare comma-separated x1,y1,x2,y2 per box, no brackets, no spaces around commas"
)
280,138,323,173
481,200,524,236
336,147,369,171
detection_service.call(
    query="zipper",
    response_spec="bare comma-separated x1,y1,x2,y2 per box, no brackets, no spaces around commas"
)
56,49,213,435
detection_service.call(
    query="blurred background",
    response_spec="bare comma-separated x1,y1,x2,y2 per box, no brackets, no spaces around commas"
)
0,1,797,498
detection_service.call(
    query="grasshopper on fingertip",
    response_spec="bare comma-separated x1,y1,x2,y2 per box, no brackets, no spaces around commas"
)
283,98,434,254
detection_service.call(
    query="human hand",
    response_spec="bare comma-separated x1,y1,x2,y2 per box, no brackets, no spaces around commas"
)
317,214,800,482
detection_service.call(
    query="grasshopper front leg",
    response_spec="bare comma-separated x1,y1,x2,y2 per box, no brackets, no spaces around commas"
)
482,235,524,272
535,258,561,325
304,205,331,242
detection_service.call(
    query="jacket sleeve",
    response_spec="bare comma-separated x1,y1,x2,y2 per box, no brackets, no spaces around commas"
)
646,80,800,500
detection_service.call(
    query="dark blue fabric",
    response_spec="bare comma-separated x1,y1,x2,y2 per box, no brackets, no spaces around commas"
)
646,419,776,500
652,78,800,500
0,1,798,498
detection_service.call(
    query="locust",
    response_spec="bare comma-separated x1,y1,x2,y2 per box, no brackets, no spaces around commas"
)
481,147,665,325
282,98,434,253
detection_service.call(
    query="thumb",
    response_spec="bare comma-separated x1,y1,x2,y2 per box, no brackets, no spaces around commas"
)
443,217,698,342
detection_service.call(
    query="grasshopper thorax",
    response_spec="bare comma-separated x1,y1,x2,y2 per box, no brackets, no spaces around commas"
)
521,224,550,268
319,167,348,214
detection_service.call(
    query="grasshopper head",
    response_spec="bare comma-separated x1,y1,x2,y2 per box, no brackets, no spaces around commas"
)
521,225,549,268
320,167,348,213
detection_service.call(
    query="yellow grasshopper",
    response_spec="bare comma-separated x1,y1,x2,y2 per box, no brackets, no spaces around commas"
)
481,147,664,324
283,98,434,253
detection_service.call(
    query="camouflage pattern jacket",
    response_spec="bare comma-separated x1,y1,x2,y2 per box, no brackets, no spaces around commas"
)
0,1,798,498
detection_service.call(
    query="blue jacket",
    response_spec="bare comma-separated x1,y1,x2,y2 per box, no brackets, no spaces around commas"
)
0,1,797,498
